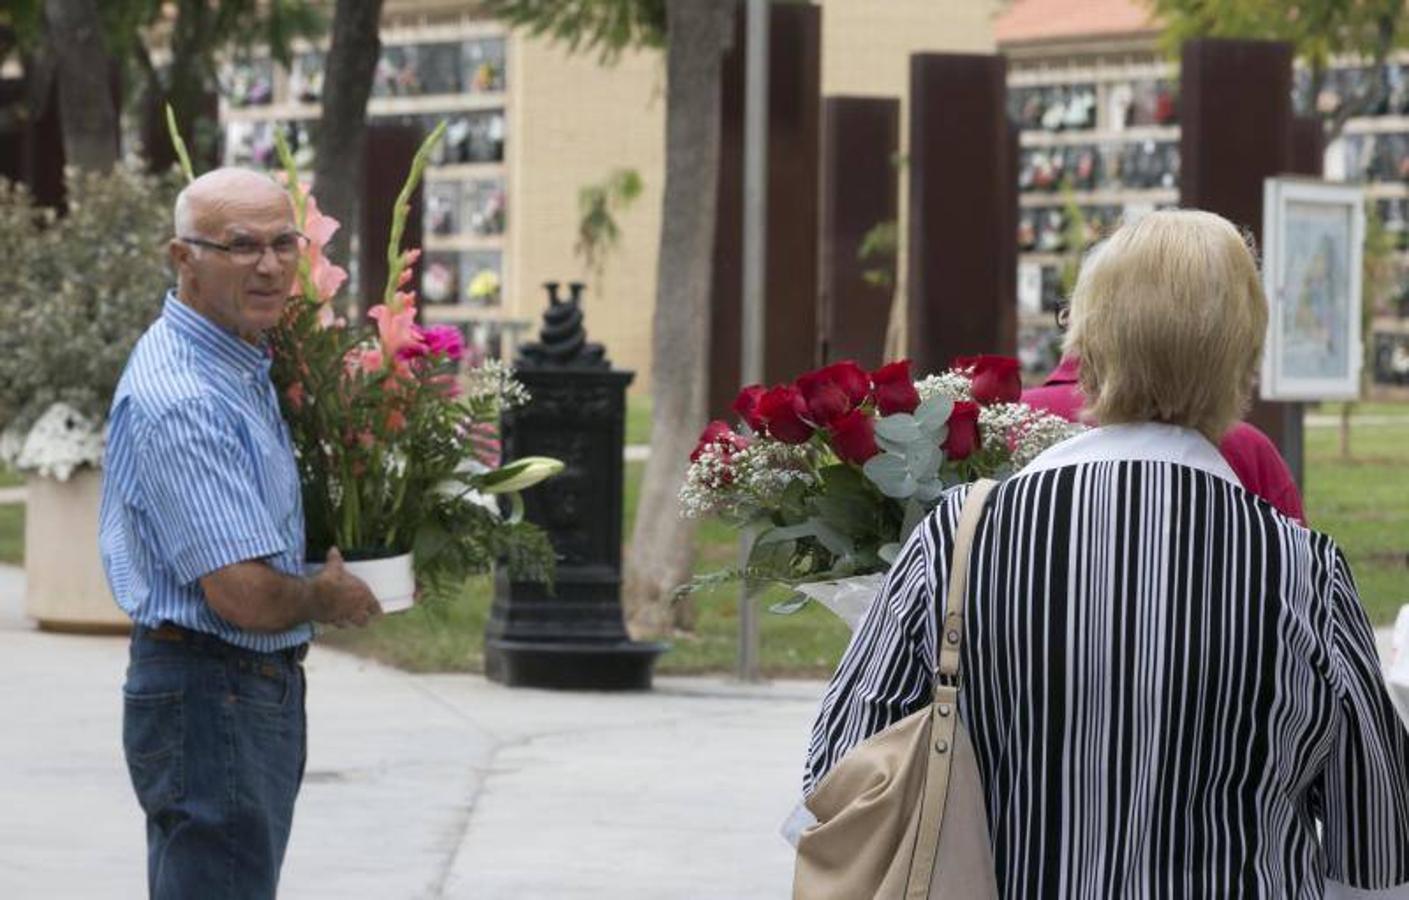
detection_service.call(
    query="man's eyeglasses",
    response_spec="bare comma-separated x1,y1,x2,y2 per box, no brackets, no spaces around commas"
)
179,233,309,266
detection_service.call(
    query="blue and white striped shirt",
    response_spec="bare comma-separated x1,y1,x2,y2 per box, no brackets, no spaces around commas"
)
99,293,310,651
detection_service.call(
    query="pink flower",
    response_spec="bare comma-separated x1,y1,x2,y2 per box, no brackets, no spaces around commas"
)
422,325,464,361
344,346,384,375
368,303,424,359
308,254,348,303
285,382,305,411
356,430,376,450
468,421,501,467
431,373,463,398
303,194,340,250
386,409,407,433
285,193,348,303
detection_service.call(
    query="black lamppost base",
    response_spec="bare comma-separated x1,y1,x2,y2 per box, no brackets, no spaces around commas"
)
485,638,670,691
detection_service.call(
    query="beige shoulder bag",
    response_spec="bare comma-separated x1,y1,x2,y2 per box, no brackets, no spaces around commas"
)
794,479,999,900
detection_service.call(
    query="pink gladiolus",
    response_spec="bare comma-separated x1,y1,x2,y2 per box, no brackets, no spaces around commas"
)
431,373,462,398
397,266,414,287
359,348,384,373
402,248,422,268
302,194,340,250
386,409,408,433
368,303,424,359
468,422,501,468
309,254,348,302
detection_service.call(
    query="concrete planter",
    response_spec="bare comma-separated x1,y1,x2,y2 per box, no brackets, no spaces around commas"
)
24,469,128,633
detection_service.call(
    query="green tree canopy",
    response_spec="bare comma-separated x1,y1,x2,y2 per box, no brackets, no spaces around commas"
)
1147,0,1409,139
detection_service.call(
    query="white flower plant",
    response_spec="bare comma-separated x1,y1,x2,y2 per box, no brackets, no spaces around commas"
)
0,166,182,481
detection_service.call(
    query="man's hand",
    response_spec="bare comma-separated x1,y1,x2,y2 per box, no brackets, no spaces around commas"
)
200,549,381,633
309,547,382,628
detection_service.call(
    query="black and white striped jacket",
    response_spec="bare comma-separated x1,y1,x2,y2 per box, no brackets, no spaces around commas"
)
804,424,1409,898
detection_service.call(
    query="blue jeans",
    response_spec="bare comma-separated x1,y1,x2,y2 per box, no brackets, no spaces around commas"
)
122,625,308,899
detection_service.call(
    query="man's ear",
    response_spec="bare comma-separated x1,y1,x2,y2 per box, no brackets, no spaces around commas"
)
167,238,186,271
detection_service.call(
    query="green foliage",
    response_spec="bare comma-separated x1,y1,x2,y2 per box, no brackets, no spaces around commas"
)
99,0,325,169
478,0,667,63
1146,0,1409,136
858,220,898,290
1059,179,1088,298
576,167,643,280
0,0,43,53
0,167,181,434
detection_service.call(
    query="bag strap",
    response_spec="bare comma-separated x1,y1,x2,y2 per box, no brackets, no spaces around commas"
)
904,478,997,899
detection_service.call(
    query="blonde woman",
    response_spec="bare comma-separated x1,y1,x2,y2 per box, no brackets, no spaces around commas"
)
802,211,1409,897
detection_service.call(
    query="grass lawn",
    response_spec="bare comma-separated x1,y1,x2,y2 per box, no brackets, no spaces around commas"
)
625,393,652,446
324,409,1409,677
1,402,1397,677
0,504,22,565
1304,421,1409,624
319,458,852,675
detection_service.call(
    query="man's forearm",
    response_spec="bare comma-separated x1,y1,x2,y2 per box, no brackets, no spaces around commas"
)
200,560,325,632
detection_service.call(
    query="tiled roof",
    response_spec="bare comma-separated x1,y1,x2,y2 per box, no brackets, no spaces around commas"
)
995,0,1159,45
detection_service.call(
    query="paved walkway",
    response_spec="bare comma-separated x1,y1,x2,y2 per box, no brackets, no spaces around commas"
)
0,567,822,899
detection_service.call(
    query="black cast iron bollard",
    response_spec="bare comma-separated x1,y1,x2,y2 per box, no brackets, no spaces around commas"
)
485,282,668,690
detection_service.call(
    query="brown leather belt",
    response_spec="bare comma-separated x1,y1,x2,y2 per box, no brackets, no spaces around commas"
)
141,622,309,663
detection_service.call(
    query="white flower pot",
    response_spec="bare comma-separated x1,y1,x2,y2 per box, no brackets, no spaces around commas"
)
306,552,416,614
24,469,129,632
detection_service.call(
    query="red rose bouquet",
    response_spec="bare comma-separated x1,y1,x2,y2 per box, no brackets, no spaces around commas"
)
679,356,1080,613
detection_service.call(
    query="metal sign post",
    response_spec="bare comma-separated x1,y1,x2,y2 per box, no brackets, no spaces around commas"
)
738,0,769,683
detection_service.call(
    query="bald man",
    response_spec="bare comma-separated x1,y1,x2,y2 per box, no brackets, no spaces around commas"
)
99,168,380,898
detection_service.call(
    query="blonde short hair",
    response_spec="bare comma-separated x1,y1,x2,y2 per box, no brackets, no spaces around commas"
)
1062,209,1268,442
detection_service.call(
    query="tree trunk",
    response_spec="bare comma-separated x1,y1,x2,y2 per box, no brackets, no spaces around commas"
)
42,0,116,172
313,0,385,312
136,0,221,175
622,0,736,639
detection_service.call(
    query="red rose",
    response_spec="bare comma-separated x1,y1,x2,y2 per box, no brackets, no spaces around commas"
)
954,354,1022,406
942,401,981,460
691,420,741,462
829,408,881,465
824,360,871,405
757,385,814,444
732,384,767,432
870,360,920,416
796,360,871,425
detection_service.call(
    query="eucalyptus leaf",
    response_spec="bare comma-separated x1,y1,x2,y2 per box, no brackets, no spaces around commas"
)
915,396,954,435
906,443,941,479
875,414,922,444
875,433,908,456
863,453,918,499
768,593,812,616
900,498,928,541
754,518,854,558
913,479,946,503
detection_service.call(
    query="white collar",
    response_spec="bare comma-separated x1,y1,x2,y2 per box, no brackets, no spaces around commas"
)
1018,422,1241,487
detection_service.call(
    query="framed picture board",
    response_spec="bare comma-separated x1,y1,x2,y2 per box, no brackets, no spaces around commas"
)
1260,177,1365,401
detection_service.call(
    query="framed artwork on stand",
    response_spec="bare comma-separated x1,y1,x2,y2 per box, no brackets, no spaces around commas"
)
1260,178,1365,400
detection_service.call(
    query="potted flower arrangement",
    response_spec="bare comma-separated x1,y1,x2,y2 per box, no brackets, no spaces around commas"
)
258,124,560,611
679,356,1081,626
166,111,561,612
0,167,183,629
